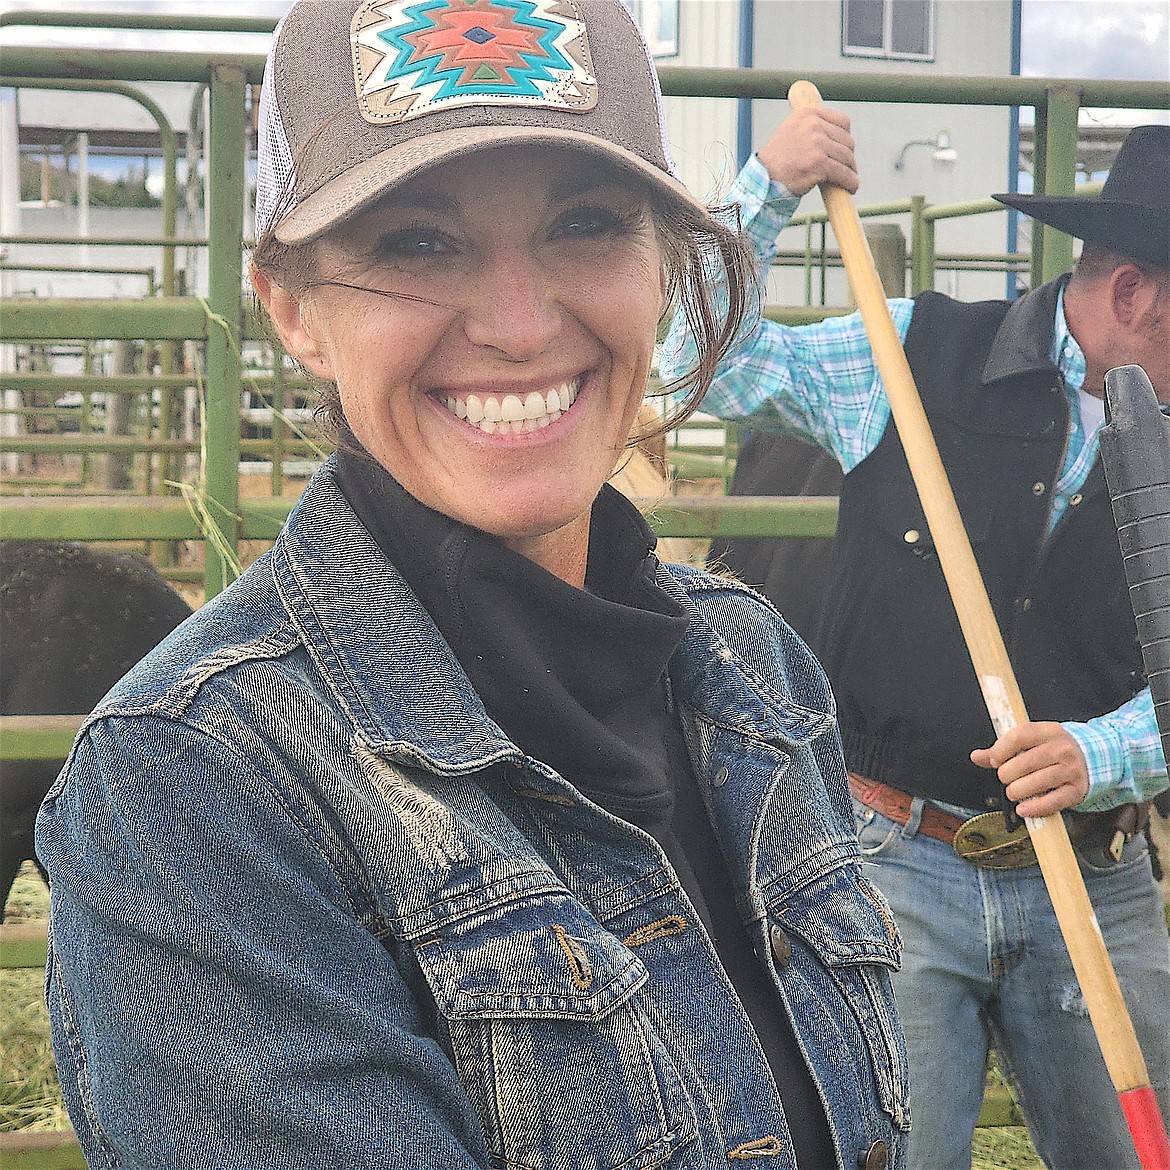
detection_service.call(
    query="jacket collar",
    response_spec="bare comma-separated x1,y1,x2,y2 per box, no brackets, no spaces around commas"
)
272,462,518,772
271,462,794,773
980,275,1069,386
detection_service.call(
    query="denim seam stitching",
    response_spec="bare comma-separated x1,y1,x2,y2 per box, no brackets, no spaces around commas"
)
51,939,123,1167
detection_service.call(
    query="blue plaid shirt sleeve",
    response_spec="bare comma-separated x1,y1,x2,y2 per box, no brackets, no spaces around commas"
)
659,155,914,473
660,154,1165,809
1066,690,1166,810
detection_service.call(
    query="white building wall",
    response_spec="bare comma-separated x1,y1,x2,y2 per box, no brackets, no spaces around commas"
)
658,0,742,203
751,0,1016,302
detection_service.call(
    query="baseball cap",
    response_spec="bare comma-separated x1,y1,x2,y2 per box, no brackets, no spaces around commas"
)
255,0,708,245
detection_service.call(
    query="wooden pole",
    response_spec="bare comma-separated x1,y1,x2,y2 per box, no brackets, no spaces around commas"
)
785,79,1168,1170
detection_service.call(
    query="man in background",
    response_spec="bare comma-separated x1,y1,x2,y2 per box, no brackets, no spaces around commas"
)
662,111,1170,1170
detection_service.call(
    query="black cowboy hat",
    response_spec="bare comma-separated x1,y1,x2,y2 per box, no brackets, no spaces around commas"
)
994,124,1169,268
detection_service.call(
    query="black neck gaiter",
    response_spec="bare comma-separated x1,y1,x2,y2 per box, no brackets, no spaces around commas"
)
334,442,690,817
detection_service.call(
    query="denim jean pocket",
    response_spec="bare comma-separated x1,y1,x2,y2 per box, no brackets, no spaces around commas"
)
852,800,901,858
413,893,697,1170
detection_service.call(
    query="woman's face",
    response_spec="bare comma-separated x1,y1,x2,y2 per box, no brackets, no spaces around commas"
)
277,146,665,583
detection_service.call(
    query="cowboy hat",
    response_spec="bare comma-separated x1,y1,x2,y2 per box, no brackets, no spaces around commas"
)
994,124,1168,267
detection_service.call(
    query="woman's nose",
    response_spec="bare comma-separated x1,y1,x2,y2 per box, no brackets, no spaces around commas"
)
461,248,562,361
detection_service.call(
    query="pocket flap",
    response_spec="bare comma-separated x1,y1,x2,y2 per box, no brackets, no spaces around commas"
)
415,894,647,1021
771,865,901,968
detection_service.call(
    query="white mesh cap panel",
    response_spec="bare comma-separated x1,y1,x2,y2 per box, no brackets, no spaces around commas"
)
254,13,297,242
613,0,680,182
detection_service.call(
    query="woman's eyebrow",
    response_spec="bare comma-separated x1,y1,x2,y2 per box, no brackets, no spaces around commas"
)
378,188,456,213
548,171,626,202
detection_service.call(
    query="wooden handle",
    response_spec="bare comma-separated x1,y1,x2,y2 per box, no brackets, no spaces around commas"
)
786,80,1153,1097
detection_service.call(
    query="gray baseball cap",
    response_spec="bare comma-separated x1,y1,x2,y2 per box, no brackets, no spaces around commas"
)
255,0,707,245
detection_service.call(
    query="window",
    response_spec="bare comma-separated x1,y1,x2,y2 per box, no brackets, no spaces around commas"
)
623,0,679,58
842,0,934,61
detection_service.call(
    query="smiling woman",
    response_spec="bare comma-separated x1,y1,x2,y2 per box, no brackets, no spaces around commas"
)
35,3,910,1168
258,147,670,579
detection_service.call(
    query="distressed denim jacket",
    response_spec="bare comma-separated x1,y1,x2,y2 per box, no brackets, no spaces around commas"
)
38,464,909,1170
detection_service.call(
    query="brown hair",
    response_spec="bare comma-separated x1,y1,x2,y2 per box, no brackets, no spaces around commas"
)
1072,241,1170,290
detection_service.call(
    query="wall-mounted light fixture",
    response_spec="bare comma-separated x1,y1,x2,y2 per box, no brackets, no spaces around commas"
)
894,131,957,171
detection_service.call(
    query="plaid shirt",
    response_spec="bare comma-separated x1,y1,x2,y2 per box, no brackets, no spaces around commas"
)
660,154,1164,811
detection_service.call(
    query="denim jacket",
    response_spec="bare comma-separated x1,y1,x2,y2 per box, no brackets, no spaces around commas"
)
38,463,908,1170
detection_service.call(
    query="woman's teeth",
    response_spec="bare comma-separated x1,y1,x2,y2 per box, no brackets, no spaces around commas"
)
443,380,579,435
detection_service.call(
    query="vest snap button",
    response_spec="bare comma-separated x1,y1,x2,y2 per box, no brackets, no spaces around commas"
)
903,528,920,544
1032,481,1046,496
858,1140,889,1170
769,924,792,968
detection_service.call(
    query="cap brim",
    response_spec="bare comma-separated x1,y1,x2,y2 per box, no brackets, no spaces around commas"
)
275,125,712,245
993,192,1169,266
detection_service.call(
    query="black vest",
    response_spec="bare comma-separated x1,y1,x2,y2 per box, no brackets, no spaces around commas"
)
818,279,1144,810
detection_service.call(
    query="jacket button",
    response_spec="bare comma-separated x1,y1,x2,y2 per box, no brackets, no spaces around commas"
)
769,924,792,968
858,1140,889,1170
713,765,730,787
1070,492,1083,506
1031,481,1046,496
902,528,920,544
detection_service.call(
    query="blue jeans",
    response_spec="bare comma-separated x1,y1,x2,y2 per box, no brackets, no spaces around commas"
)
854,798,1169,1170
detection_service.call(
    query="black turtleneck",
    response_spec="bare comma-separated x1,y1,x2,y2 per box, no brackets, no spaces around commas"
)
335,443,835,1170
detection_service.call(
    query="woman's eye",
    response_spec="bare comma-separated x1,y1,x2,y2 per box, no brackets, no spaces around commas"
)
378,229,453,258
554,206,633,239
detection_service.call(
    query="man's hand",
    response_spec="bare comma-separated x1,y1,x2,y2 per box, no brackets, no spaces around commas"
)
970,722,1091,818
757,106,858,196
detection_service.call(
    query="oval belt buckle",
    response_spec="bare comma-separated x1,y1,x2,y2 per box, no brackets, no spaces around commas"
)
953,811,1038,869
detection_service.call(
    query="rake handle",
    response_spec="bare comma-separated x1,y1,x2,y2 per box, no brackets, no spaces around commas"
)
785,80,1166,1169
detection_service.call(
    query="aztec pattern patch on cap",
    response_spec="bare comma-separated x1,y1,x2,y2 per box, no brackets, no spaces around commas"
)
351,0,599,124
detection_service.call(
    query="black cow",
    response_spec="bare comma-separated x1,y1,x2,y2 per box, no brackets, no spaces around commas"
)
707,431,843,649
0,541,192,919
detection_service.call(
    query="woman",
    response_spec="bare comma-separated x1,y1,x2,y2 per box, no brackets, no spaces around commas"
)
37,2,907,1167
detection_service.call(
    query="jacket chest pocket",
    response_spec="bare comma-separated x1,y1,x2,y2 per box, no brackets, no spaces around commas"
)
413,893,698,1170
771,866,911,1133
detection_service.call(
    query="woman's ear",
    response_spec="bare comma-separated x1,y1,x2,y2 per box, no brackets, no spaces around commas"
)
251,266,334,380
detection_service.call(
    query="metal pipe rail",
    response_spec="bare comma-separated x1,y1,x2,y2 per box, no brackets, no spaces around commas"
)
0,234,208,248
4,77,181,299
0,493,839,544
0,435,323,458
0,372,314,392
0,10,278,33
0,32,1166,597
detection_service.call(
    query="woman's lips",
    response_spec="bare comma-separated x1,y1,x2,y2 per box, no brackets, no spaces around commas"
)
439,376,581,435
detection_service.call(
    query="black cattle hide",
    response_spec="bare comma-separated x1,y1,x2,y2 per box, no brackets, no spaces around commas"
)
0,541,193,919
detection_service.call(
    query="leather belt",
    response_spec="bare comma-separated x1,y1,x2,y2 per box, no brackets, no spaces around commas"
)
848,774,968,848
848,772,1038,868
848,773,1150,870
